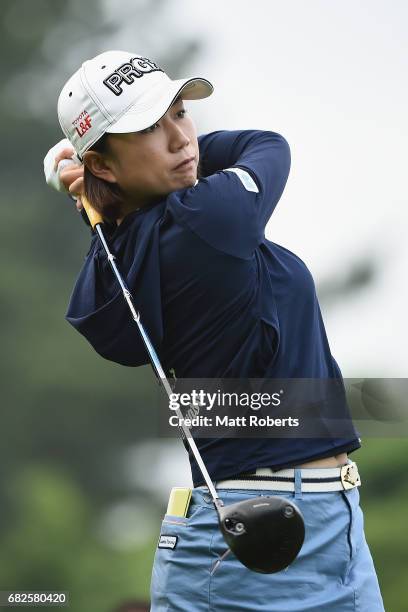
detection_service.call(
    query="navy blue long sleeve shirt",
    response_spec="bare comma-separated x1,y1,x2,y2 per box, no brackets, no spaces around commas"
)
65,130,361,486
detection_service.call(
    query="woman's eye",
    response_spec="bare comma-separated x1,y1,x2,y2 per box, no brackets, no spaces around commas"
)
143,123,159,134
141,109,186,134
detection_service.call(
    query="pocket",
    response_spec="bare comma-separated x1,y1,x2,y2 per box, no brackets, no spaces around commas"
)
340,489,356,585
150,503,210,606
161,501,205,527
156,502,208,556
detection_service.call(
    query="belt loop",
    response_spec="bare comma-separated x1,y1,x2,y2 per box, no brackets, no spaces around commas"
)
294,468,303,499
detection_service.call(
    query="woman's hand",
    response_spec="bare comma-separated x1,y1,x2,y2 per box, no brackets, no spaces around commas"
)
54,147,85,212
43,138,85,212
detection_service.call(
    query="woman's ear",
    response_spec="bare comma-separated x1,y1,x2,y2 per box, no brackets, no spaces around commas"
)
83,151,117,183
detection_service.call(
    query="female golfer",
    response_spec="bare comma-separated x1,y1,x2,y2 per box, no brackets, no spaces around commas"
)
45,50,384,611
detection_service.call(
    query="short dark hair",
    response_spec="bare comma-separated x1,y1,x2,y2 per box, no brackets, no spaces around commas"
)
83,133,125,223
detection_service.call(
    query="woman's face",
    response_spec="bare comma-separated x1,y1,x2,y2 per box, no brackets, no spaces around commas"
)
99,97,199,204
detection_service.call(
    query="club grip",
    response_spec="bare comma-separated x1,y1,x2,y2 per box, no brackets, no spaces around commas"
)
56,158,104,229
81,195,104,229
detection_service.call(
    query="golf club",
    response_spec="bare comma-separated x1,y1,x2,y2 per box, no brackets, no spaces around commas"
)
66,175,305,573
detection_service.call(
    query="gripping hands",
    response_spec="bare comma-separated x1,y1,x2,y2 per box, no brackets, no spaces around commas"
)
43,138,84,212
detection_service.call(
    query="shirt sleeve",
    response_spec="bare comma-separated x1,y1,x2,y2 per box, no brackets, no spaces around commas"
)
167,130,291,259
64,207,165,367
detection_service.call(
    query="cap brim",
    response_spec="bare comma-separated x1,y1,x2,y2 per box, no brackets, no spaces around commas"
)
105,77,213,134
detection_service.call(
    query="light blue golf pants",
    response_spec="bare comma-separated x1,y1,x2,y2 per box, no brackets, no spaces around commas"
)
150,481,385,611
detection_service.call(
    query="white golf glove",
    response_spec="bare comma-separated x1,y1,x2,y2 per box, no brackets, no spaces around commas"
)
43,138,81,194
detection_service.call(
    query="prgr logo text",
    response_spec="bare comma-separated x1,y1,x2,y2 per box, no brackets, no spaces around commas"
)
103,57,162,96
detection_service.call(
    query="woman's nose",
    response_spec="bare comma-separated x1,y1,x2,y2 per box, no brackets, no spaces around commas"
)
168,122,190,151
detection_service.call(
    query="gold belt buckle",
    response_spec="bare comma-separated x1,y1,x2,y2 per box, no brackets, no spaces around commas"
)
340,463,361,490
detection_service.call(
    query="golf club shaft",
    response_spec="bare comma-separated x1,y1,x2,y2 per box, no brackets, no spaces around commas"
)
81,196,222,507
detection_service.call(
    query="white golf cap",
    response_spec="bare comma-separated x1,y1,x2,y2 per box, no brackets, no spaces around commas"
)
57,50,214,157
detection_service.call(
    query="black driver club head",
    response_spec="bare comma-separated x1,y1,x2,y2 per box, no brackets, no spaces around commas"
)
217,495,305,573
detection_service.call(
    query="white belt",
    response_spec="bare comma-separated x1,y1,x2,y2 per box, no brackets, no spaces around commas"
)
211,462,361,493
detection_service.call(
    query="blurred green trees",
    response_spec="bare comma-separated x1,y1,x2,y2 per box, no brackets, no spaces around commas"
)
0,463,156,610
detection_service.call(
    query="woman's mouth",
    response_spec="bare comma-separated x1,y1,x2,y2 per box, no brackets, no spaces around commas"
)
173,156,195,171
